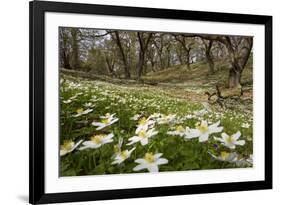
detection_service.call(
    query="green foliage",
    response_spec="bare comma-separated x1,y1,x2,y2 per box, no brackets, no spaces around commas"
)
59,74,253,176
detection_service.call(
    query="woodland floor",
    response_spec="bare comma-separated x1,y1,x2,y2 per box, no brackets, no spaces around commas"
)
59,60,253,176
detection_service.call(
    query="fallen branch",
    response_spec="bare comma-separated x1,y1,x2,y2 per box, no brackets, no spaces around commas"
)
205,84,243,108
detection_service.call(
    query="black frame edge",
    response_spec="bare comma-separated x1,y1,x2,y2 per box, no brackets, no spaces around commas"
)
264,16,273,189
29,1,46,204
29,1,34,203
36,181,270,204
32,0,270,24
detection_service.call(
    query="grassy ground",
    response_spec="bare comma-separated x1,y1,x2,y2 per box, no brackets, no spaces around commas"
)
59,61,253,176
143,59,253,112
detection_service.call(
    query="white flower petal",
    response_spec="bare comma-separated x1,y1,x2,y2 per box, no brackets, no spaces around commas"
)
133,164,147,171
156,158,168,165
71,140,83,151
221,133,228,140
96,124,107,130
60,150,68,156
235,140,245,146
232,131,241,140
140,138,149,146
135,159,147,164
153,153,163,159
92,122,103,126
147,164,159,172
199,133,209,142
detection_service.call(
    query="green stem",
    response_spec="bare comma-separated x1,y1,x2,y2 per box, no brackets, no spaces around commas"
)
88,152,92,171
93,151,97,168
99,148,102,163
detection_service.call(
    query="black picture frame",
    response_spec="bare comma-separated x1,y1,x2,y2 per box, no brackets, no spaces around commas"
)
29,1,272,204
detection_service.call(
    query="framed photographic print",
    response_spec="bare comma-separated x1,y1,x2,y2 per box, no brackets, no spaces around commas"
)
29,0,272,204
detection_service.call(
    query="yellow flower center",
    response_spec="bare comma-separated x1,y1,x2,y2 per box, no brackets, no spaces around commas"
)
226,135,233,143
76,108,84,114
138,117,146,125
101,118,109,124
144,153,155,163
197,124,208,133
90,134,105,144
220,151,230,160
120,151,128,159
60,140,73,151
138,130,147,138
176,125,185,132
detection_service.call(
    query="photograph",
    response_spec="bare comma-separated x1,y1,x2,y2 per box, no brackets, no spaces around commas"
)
59,27,254,176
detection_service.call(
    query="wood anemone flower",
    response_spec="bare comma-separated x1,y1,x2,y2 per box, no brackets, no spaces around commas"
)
78,133,114,150
127,128,158,146
60,139,83,156
73,108,93,117
190,120,223,142
91,113,118,130
111,147,136,165
133,153,168,172
214,131,245,149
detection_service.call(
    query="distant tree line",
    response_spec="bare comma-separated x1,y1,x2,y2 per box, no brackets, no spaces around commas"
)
59,27,252,88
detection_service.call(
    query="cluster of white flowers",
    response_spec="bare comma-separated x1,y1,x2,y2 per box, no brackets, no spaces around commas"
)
163,116,251,165
60,77,253,173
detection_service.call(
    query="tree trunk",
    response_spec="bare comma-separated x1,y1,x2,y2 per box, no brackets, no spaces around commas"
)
136,32,152,80
137,52,144,80
208,59,214,74
224,37,253,88
62,51,71,69
186,62,190,70
151,60,156,72
71,28,80,69
205,40,215,74
174,35,193,70
167,48,171,68
185,51,190,70
206,55,214,74
59,28,72,70
159,55,165,70
104,55,115,77
112,31,130,79
228,68,241,88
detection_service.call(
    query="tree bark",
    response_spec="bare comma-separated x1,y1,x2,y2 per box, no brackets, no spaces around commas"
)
205,40,215,74
137,51,145,79
182,34,253,87
186,51,190,70
224,36,253,88
151,60,156,72
70,28,80,69
112,31,130,79
137,32,153,80
228,67,242,88
174,35,193,70
104,54,115,77
59,29,72,69
167,47,171,68
62,51,71,69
